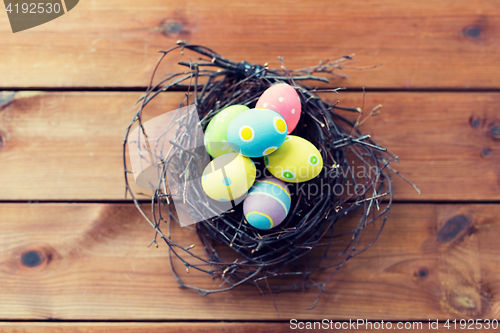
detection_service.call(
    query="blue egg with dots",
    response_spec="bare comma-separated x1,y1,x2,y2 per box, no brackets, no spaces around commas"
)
226,108,287,158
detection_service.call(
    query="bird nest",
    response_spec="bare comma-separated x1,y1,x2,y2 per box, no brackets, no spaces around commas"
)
123,41,408,310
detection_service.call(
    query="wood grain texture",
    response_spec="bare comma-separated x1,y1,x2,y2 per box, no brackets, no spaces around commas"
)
0,0,499,89
0,91,498,201
0,203,498,321
0,322,288,333
0,322,478,333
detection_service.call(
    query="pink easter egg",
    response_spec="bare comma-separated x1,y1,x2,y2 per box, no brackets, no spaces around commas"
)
256,83,301,134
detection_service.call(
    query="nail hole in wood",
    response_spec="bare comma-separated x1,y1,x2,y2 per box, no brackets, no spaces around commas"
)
490,126,500,139
414,267,428,278
162,21,182,35
21,250,44,267
481,148,491,157
469,116,481,128
464,26,481,38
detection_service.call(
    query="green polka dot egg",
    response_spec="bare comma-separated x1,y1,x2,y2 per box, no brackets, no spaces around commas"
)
264,135,323,183
204,105,249,158
201,153,256,201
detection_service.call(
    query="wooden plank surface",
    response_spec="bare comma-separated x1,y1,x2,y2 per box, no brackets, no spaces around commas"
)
0,322,480,333
0,203,499,321
1,0,498,327
0,91,498,201
0,323,288,333
0,0,499,89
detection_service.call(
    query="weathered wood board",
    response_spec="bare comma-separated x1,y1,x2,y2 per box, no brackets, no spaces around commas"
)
0,0,498,89
0,91,498,201
0,322,480,333
1,0,499,327
0,203,498,321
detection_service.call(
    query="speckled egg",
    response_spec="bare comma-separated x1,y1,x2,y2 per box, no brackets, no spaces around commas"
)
201,153,256,201
243,177,291,230
256,83,301,134
204,105,249,158
226,108,287,158
264,135,323,182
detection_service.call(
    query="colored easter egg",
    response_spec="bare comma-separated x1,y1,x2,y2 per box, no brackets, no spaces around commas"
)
243,177,291,230
204,105,249,158
201,153,256,201
256,83,301,134
226,108,287,158
264,135,323,182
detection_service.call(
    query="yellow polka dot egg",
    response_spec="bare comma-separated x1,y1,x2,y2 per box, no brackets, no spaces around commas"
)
264,135,323,182
201,153,256,202
226,108,287,158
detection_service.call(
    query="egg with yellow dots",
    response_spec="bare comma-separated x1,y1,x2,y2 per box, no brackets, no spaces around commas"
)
264,135,323,182
201,153,256,202
226,108,287,158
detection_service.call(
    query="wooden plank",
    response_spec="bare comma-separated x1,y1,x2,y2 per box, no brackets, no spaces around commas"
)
0,203,499,321
0,0,499,89
0,322,288,333
0,91,499,201
326,92,500,201
0,322,480,333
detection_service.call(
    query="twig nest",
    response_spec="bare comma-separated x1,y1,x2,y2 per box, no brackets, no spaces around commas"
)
123,42,397,310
